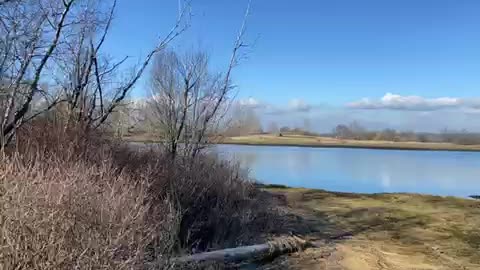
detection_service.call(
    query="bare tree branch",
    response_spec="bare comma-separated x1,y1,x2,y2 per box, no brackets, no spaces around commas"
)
191,0,252,157
1,0,77,145
0,0,19,6
93,1,191,129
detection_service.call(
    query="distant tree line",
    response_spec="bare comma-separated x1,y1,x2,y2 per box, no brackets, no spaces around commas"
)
332,122,480,145
222,105,264,136
277,126,319,137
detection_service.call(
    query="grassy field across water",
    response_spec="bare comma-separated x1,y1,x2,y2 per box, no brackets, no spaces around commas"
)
260,185,480,270
222,134,480,152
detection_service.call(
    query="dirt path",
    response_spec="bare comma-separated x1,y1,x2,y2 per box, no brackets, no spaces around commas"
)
258,188,480,270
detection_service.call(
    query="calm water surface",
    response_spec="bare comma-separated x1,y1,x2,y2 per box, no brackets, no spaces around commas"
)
215,144,480,198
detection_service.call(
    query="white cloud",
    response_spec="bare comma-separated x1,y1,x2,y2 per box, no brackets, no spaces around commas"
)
238,97,315,114
347,93,464,111
231,95,480,132
288,98,312,112
238,97,265,109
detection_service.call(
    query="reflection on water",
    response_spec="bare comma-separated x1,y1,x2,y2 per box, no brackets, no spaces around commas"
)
216,145,480,198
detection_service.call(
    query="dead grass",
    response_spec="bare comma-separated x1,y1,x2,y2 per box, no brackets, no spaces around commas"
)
262,188,480,269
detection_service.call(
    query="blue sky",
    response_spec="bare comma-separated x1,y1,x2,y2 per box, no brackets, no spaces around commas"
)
105,0,480,132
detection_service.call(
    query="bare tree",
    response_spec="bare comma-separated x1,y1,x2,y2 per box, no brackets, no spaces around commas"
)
224,103,262,136
267,121,279,134
303,118,311,132
0,0,77,146
147,50,207,156
147,1,251,158
0,0,190,147
334,124,352,139
55,0,190,131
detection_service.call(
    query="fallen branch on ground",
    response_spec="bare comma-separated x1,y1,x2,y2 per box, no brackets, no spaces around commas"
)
174,236,309,264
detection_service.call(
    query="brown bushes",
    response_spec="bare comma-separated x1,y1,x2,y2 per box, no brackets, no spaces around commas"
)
0,149,178,269
111,145,274,252
0,121,275,269
167,156,269,251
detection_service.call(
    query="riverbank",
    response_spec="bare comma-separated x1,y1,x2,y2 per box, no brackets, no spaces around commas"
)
223,134,480,152
257,185,480,269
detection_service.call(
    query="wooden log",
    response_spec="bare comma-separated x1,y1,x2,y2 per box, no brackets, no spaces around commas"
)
174,236,309,264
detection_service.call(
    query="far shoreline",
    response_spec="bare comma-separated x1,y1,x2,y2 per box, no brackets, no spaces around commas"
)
218,140,480,152
220,134,480,152
123,134,480,152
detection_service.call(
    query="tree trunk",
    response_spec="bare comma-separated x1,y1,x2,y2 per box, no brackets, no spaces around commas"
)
174,236,309,264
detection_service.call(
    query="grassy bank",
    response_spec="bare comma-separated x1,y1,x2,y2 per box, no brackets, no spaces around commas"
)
260,186,480,269
223,134,480,152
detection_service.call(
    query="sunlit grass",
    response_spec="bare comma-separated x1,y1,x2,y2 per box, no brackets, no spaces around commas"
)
264,187,480,268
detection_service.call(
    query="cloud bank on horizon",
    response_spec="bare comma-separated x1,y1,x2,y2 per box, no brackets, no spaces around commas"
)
236,93,480,132
240,93,480,113
347,93,480,112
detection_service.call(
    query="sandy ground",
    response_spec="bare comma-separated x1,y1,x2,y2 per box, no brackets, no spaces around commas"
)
258,188,480,270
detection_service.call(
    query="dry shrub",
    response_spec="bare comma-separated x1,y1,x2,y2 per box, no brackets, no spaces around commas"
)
0,152,178,269
1,122,178,269
169,155,268,251
13,119,117,164
0,120,279,269
112,146,277,252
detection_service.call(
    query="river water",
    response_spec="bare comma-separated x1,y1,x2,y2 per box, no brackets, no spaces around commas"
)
215,144,480,198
